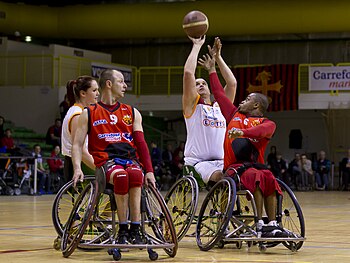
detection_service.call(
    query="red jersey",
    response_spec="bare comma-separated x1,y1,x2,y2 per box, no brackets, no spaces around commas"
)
87,101,138,167
208,72,276,170
224,111,276,170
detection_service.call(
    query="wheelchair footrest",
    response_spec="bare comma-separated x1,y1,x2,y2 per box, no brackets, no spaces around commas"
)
78,242,175,250
222,237,306,242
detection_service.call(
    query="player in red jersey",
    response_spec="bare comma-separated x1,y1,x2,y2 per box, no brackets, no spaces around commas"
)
199,46,288,237
72,69,156,244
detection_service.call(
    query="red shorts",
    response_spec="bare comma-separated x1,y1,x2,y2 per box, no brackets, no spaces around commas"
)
226,164,282,197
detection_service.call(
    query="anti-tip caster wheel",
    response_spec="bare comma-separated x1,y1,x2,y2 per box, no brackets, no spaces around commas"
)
217,240,225,249
290,242,297,252
236,241,242,249
108,248,121,261
148,249,158,261
259,244,267,252
53,237,61,250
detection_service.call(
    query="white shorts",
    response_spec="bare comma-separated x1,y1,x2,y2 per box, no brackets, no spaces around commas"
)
194,160,224,184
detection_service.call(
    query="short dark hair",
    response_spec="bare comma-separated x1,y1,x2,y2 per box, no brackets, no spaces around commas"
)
253,93,269,114
99,69,121,89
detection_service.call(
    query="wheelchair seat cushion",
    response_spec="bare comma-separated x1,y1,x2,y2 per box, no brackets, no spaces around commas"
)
225,163,282,196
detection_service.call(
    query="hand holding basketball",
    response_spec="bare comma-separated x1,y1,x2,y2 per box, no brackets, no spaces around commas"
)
182,10,209,39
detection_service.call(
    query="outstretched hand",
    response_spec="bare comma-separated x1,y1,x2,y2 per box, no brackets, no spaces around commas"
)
188,35,206,46
208,37,222,59
198,54,215,72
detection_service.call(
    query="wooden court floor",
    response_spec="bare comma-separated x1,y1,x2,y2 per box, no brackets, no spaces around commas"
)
1,190,350,263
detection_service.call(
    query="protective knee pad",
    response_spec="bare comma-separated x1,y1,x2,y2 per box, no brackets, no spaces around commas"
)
108,166,129,195
127,167,144,188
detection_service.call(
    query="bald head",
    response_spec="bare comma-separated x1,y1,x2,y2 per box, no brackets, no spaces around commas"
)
252,93,269,114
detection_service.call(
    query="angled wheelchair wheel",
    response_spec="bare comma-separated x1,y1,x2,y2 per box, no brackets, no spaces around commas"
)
61,180,99,258
164,176,198,241
276,179,305,251
52,175,95,238
144,184,178,257
196,177,236,251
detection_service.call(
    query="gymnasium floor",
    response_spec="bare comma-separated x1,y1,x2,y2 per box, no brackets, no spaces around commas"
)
0,191,349,263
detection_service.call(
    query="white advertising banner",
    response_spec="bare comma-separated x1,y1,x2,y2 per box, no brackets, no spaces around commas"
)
309,66,350,91
91,62,133,91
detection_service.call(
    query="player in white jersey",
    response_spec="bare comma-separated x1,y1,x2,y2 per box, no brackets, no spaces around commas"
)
183,36,237,185
61,76,98,181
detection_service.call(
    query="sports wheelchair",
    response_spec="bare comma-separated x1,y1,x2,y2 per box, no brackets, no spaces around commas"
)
195,167,306,252
52,172,178,261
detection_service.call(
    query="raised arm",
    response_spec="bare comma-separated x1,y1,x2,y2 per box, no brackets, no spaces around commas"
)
210,37,237,103
183,36,206,116
198,53,237,122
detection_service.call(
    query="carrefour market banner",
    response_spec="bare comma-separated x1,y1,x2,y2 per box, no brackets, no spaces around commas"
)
309,66,350,91
91,62,133,91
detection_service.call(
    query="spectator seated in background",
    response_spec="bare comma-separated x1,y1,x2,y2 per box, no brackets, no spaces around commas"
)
1,128,18,155
266,145,277,172
47,145,64,192
0,115,4,139
173,149,185,180
288,153,301,189
299,154,313,191
272,152,288,183
150,142,162,177
46,118,62,147
340,148,350,191
31,144,49,195
160,143,177,190
314,150,331,191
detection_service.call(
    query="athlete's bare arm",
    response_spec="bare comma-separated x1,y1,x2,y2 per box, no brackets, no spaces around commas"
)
71,109,89,186
183,36,206,117
70,114,95,170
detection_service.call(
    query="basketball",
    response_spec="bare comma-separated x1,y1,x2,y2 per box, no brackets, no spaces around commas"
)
182,10,209,38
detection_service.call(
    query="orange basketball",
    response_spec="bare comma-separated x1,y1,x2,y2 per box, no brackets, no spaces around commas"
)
182,10,209,38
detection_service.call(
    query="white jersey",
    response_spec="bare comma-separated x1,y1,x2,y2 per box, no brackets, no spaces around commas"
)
184,96,226,165
61,104,85,157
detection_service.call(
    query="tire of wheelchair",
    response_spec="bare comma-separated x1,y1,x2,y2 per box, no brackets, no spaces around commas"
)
52,175,95,237
146,184,178,257
164,176,198,241
276,178,305,251
195,177,236,251
61,179,99,258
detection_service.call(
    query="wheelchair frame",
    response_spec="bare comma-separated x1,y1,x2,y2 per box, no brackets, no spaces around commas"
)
196,175,306,252
164,165,202,241
55,176,178,261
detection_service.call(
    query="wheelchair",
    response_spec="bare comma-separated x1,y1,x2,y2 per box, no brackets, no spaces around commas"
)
164,165,206,241
195,167,306,252
54,171,178,261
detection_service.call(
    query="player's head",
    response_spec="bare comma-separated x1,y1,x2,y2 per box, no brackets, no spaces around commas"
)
66,76,99,106
238,93,269,116
195,78,210,98
99,69,127,99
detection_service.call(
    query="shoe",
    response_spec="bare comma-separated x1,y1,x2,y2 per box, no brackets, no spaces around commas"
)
129,228,145,244
261,221,289,238
117,229,129,244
